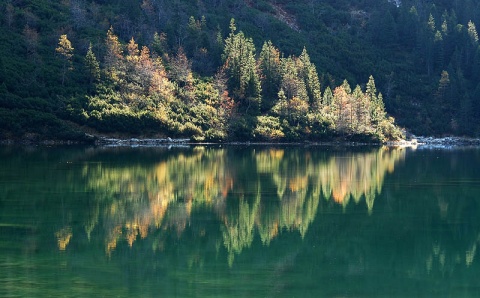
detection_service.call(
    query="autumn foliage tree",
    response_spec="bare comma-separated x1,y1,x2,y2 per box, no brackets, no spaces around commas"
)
77,25,402,142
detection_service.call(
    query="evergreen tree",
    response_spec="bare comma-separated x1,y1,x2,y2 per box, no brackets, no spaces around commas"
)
424,13,437,76
398,5,419,49
56,34,74,86
352,85,365,132
84,43,100,88
322,86,334,106
467,20,479,44
151,32,168,57
280,56,308,103
434,30,444,70
258,40,281,111
222,19,261,115
372,9,398,45
298,48,322,108
321,86,335,122
435,70,450,102
366,75,383,129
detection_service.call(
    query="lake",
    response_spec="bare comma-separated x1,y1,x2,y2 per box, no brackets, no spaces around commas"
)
1,145,480,297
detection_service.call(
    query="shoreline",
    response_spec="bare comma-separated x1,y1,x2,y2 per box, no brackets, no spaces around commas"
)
1,134,480,148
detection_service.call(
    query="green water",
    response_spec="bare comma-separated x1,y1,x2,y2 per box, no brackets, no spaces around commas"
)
1,145,480,297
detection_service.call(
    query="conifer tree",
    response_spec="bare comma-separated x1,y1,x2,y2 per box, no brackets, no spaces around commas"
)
84,43,100,87
298,48,321,108
280,56,308,103
322,86,334,106
352,85,364,132
151,32,168,57
435,70,450,102
120,37,145,101
259,40,281,111
366,75,380,127
321,86,335,121
468,20,479,44
138,46,155,92
104,27,124,83
222,19,261,114
56,34,74,86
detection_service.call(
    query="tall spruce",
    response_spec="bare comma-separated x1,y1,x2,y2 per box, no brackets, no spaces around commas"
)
298,48,322,109
258,40,281,111
84,43,100,88
222,19,261,114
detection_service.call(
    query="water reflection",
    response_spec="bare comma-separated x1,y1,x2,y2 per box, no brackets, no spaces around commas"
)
3,146,480,296
77,146,405,263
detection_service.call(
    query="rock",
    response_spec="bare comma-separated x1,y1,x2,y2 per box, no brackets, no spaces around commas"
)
84,133,96,140
411,135,480,148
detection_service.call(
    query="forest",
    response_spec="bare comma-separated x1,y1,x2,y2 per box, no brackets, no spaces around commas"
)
0,0,479,141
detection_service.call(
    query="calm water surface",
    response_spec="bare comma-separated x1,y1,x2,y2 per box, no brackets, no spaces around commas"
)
1,145,480,297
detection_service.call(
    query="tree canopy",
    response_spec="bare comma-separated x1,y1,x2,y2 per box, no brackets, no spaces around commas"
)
1,0,479,140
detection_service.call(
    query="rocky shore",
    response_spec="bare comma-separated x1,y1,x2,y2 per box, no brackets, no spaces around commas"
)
94,136,191,146
2,133,480,148
407,136,480,148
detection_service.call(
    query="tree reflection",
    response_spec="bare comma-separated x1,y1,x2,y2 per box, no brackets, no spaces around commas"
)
4,146,480,296
78,146,405,262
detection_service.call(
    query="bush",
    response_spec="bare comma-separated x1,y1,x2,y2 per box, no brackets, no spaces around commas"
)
205,128,227,142
306,112,333,140
182,122,203,137
253,116,284,141
228,116,255,141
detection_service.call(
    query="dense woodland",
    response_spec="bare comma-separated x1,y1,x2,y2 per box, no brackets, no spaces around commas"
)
1,0,480,141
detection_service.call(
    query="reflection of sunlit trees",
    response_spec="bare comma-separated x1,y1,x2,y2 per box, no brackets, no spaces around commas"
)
421,203,480,275
254,147,405,243
84,203,99,241
79,146,404,261
315,147,403,213
222,192,261,266
82,148,233,254
423,236,480,276
55,226,72,251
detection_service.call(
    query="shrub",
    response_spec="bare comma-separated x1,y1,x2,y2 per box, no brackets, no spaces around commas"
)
253,116,284,141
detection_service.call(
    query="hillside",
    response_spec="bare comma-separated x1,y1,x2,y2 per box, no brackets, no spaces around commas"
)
0,0,479,141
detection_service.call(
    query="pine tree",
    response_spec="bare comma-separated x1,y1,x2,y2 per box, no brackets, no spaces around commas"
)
298,48,321,108
322,86,335,121
323,86,334,106
258,40,281,111
84,43,100,87
280,56,308,103
151,32,168,57
434,30,444,70
56,34,74,86
424,14,437,76
366,75,380,127
352,85,364,132
468,20,479,44
222,19,261,115
435,70,450,102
